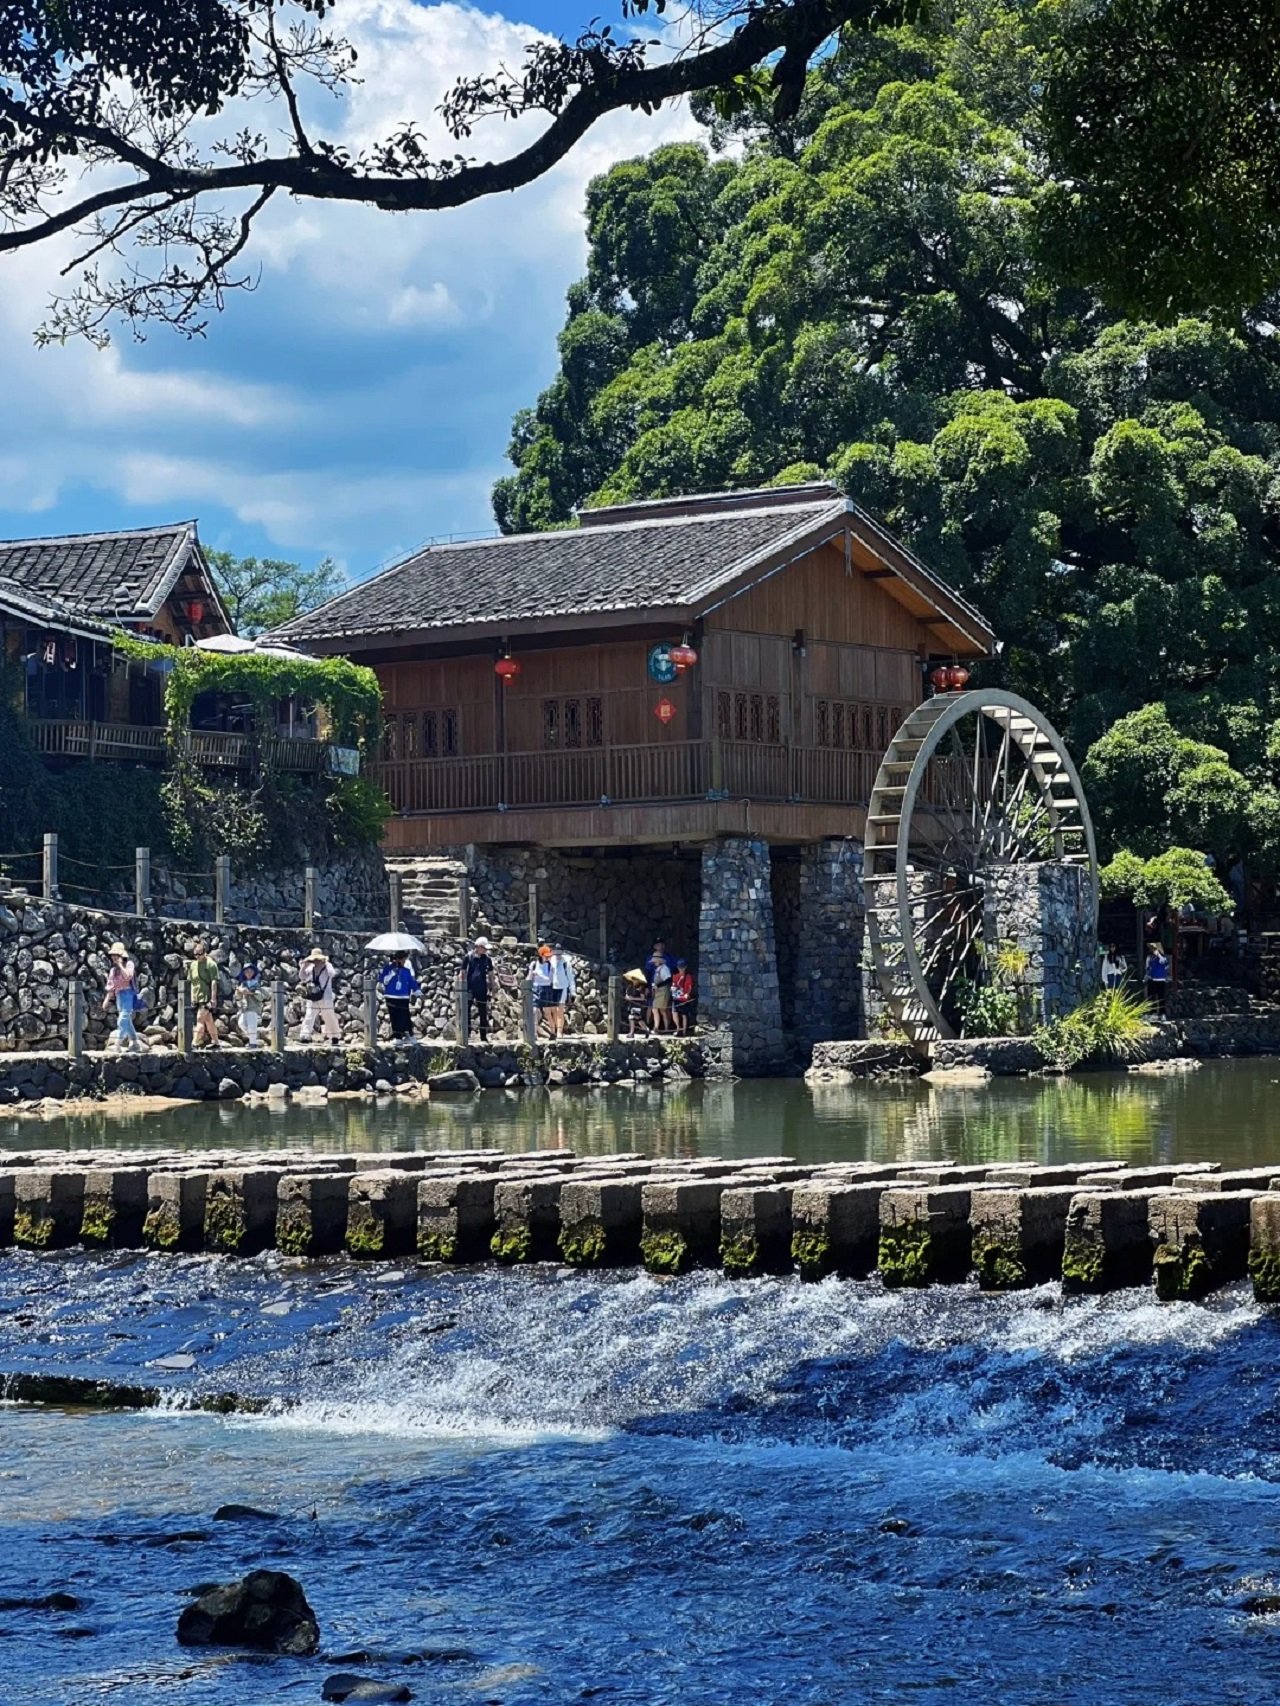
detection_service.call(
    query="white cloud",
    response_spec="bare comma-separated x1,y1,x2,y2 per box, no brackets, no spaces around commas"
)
0,0,703,564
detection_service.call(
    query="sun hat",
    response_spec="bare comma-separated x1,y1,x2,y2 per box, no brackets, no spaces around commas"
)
475,936,491,949
108,941,128,956
624,968,648,984
306,946,328,961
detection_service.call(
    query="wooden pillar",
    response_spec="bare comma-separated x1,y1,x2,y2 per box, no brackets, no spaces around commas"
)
389,869,403,933
67,979,85,1058
42,832,58,902
607,973,620,1044
304,866,318,932
135,846,150,918
598,902,608,966
527,881,538,948
176,985,193,1056
214,855,231,925
458,875,471,941
269,980,287,1052
456,984,470,1046
365,977,379,1048
522,978,537,1048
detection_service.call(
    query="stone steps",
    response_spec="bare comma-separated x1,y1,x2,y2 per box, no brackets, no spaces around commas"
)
386,856,468,937
5,1149,1278,1304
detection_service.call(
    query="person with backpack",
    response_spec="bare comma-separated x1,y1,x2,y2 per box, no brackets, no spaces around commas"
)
378,950,420,1040
104,941,142,1053
461,936,494,1042
299,946,341,1042
188,939,220,1048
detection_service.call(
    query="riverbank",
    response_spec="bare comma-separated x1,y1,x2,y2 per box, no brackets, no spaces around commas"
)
0,1031,732,1108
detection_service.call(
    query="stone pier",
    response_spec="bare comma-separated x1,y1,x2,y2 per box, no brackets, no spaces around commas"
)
641,1178,730,1274
878,1185,975,1287
417,1174,499,1263
204,1168,283,1256
720,1184,793,1276
558,1178,644,1268
1062,1191,1157,1293
345,1171,418,1259
697,838,785,1072
14,1169,86,1249
144,1170,210,1252
81,1167,149,1248
1248,1195,1280,1302
790,839,865,1049
277,1173,352,1257
1150,1192,1253,1301
969,1186,1086,1290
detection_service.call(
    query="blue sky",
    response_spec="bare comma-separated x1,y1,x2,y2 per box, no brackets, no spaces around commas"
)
0,0,697,586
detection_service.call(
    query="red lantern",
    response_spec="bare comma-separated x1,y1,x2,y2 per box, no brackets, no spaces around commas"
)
946,664,970,691
185,598,206,624
929,665,951,692
495,655,521,684
669,642,698,673
655,697,676,725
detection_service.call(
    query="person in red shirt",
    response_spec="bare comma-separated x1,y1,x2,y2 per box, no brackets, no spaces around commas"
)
672,959,695,1034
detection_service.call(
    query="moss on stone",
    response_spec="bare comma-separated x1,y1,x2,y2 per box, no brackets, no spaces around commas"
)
1061,1240,1106,1294
878,1223,931,1288
418,1225,459,1263
1248,1245,1280,1304
346,1206,387,1258
203,1192,245,1253
791,1229,832,1282
558,1221,606,1267
641,1228,689,1275
80,1198,115,1247
720,1232,760,1276
14,1209,55,1249
490,1222,532,1264
973,1235,1029,1292
276,1204,313,1258
143,1206,181,1251
1154,1235,1214,1302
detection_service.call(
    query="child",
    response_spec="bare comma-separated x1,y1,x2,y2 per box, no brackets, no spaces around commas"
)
672,959,694,1033
236,963,264,1048
623,969,649,1035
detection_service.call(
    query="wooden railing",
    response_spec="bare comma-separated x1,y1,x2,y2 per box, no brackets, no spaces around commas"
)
377,738,881,815
27,720,333,774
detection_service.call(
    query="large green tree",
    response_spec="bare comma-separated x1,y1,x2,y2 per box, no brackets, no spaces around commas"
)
495,6,1280,873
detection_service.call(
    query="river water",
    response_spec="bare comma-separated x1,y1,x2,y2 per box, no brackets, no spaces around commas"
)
7,1061,1280,1702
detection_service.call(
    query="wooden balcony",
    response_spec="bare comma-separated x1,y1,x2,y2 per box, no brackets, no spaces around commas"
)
377,738,881,818
28,720,332,774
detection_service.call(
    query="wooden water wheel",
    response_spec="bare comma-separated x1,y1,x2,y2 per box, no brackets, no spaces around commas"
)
865,689,1097,1048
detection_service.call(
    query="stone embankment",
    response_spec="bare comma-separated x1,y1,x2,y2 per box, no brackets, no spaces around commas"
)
8,1148,1280,1303
0,1034,731,1107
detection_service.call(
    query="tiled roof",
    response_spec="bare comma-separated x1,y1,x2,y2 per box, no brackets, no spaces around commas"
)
274,498,852,642
0,576,116,639
0,522,199,621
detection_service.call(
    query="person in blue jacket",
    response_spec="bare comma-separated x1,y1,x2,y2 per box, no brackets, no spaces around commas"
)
378,951,420,1040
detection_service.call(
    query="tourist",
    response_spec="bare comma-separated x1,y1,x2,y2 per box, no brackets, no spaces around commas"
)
527,943,553,1036
462,936,494,1042
623,968,649,1034
103,941,142,1054
644,940,667,984
378,950,420,1040
299,945,341,1042
188,939,220,1048
1101,944,1128,990
649,948,674,1032
544,942,576,1038
672,958,695,1033
236,962,264,1048
1144,942,1170,1014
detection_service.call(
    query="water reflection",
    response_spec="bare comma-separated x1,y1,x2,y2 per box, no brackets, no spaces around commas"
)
3,1058,1280,1168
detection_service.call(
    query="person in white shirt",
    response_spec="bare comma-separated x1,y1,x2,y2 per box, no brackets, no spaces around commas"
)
543,943,576,1038
1101,945,1128,990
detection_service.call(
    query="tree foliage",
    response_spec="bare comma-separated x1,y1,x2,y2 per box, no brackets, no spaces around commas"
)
207,549,345,637
0,0,930,341
1099,848,1236,918
496,6,1280,876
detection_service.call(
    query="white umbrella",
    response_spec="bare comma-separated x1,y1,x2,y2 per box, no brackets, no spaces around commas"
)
365,931,427,954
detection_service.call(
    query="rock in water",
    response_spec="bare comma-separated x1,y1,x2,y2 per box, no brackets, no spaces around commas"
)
176,1570,319,1654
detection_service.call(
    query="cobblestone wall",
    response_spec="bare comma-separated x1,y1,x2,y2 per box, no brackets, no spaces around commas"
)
697,836,785,1072
793,838,865,1047
988,862,1099,1023
462,845,701,973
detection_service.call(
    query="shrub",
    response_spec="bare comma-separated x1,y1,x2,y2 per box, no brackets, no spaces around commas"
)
1034,987,1156,1071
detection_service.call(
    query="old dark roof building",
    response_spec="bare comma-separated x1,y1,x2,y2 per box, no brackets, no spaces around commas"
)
0,521,228,632
274,483,992,656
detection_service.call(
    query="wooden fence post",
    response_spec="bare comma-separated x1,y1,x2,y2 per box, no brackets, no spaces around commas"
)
365,977,380,1048
607,973,620,1044
304,866,318,931
135,847,150,918
522,977,537,1048
215,855,231,925
458,875,471,941
67,979,84,1058
456,983,470,1046
527,881,538,948
270,980,287,1053
389,869,403,933
42,831,58,902
176,985,193,1056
